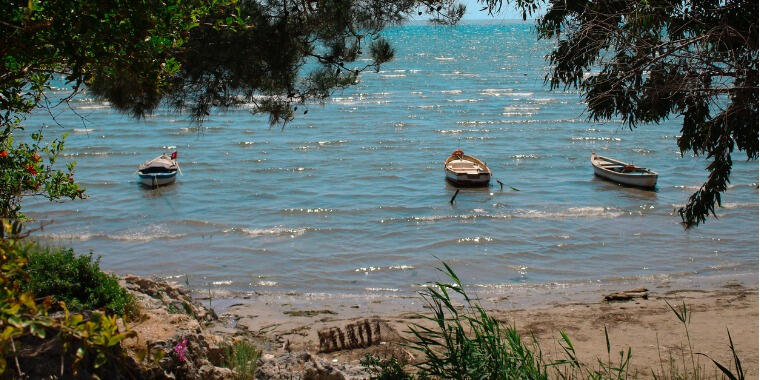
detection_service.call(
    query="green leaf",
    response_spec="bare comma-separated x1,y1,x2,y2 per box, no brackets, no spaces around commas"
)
30,323,46,339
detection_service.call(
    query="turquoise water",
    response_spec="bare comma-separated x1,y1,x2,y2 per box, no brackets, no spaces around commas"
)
24,22,758,295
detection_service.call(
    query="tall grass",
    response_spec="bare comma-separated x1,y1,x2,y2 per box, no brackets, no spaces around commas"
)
223,340,260,380
406,262,550,379
363,263,746,380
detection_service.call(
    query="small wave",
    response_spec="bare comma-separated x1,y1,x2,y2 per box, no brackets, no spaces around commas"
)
511,154,541,159
379,207,626,224
318,140,349,146
503,106,541,111
531,98,565,104
457,237,494,243
570,137,622,142
280,208,336,214
355,265,414,273
257,281,278,287
251,167,312,173
238,141,267,146
719,202,758,210
434,56,455,61
440,90,462,94
514,207,624,219
365,288,400,292
480,88,514,96
224,227,307,238
447,98,483,103
40,231,187,242
73,128,95,133
381,74,406,78
108,232,187,241
673,185,701,191
76,105,110,110
212,280,233,286
501,111,536,116
441,71,479,77
437,128,490,135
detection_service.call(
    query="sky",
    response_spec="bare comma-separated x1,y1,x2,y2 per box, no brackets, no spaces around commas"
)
459,0,525,20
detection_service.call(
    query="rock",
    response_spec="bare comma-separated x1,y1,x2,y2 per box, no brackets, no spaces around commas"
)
118,275,233,379
604,287,649,301
255,352,367,380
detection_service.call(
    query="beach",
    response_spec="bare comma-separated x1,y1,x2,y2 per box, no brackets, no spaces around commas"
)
202,272,758,377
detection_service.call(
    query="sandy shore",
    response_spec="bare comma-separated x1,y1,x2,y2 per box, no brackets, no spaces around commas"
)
212,275,758,378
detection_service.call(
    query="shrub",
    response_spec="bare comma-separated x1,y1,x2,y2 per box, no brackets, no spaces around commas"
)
0,220,134,376
23,244,137,318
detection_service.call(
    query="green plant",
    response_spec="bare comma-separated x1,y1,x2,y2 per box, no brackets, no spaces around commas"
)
23,244,138,318
388,262,745,380
360,355,415,380
0,220,134,376
650,301,745,380
223,340,260,380
0,130,84,220
407,262,550,379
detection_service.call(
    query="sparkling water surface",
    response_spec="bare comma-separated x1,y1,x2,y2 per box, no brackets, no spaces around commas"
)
24,22,759,296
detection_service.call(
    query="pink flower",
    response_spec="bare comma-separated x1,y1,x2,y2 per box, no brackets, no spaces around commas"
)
173,338,189,362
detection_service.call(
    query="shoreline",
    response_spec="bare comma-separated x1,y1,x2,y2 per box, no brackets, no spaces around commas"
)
195,268,759,313
201,270,758,377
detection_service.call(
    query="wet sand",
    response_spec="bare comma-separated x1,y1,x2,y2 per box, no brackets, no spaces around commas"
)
212,277,758,378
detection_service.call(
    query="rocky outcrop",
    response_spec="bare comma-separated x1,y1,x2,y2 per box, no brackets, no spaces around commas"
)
255,352,367,380
118,275,232,379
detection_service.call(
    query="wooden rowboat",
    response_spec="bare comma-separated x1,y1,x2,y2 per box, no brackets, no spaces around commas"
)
137,152,180,187
591,153,657,189
444,150,491,187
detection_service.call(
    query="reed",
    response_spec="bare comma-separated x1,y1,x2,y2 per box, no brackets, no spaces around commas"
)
363,263,745,380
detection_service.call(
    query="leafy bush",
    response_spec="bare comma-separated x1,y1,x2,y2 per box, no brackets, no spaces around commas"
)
23,244,137,318
0,130,84,220
0,220,134,376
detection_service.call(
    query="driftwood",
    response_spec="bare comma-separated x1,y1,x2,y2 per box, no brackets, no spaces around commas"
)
604,287,649,302
317,319,400,353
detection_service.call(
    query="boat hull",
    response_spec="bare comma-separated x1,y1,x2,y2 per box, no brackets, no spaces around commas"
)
138,172,177,187
592,166,657,188
445,169,491,187
591,154,657,189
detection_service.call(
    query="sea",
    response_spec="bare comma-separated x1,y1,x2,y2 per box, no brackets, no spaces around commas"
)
23,21,759,300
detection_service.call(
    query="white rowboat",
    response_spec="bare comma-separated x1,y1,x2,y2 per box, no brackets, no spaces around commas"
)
137,152,179,187
591,153,657,189
444,150,491,187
